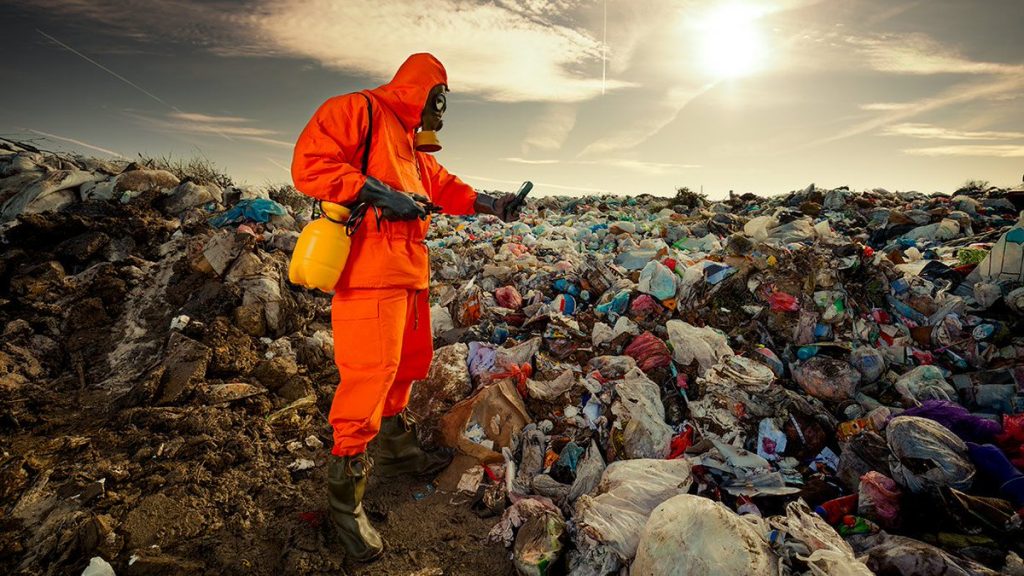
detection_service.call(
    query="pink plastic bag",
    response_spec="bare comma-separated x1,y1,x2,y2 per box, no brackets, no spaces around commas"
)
495,286,523,310
624,331,672,374
857,471,901,529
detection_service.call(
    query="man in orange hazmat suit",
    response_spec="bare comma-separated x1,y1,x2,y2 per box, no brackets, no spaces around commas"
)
291,53,524,561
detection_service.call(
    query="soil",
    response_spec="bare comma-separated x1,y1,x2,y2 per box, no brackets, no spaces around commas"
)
1,380,512,576
0,187,512,576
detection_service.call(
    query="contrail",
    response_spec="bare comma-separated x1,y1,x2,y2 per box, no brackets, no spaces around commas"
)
601,0,607,95
37,29,177,111
26,128,126,159
265,157,291,174
35,29,243,144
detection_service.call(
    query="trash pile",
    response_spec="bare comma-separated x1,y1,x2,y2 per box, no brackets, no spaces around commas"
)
419,182,1024,575
2,136,1024,575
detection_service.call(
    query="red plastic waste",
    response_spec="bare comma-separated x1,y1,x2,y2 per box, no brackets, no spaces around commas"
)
768,292,799,312
495,285,524,310
624,331,672,373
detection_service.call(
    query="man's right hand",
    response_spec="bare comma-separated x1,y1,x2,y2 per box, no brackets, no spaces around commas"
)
357,176,428,221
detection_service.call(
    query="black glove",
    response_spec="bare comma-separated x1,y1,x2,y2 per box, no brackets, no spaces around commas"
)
474,192,523,222
356,176,428,221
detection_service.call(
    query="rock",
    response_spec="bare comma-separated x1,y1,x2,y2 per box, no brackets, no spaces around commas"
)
275,377,313,402
253,356,299,391
203,382,266,404
9,260,65,299
232,304,266,337
57,231,111,263
156,333,212,404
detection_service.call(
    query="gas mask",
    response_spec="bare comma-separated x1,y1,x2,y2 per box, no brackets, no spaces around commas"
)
415,84,447,153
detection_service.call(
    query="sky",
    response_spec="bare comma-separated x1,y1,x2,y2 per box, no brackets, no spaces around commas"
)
1,0,1022,199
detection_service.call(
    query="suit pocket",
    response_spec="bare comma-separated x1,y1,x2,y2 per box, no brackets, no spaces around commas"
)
336,298,378,320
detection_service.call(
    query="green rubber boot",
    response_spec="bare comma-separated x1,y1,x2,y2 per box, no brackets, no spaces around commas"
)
326,453,384,562
375,411,453,478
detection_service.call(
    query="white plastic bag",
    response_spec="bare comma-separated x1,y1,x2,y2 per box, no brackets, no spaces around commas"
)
571,459,692,574
665,320,733,375
632,494,778,576
886,416,975,493
768,501,873,576
611,368,673,459
969,211,1024,283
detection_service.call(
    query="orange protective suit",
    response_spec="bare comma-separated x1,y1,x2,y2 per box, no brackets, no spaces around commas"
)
291,54,478,456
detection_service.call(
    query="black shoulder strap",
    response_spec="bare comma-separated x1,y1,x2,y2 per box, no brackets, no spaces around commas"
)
358,92,373,175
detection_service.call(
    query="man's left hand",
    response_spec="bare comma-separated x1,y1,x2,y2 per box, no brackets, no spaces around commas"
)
474,192,523,222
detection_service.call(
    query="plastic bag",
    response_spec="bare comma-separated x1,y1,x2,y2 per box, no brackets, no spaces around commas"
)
513,507,566,576
612,368,673,459
849,346,885,384
632,494,778,576
495,285,524,310
837,431,890,493
902,399,1001,444
688,356,777,445
857,471,901,529
567,440,605,502
791,356,861,402
969,211,1024,283
744,215,778,241
209,198,286,227
623,332,672,374
894,365,956,405
438,379,531,464
665,320,733,375
407,343,472,447
860,534,976,576
768,500,873,576
886,416,975,493
638,260,676,300
768,291,799,312
571,459,693,574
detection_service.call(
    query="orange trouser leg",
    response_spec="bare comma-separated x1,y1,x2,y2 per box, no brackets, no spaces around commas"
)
329,288,408,457
383,289,434,418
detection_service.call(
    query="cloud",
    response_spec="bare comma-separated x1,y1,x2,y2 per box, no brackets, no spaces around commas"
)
502,156,700,175
850,33,1024,75
502,157,561,165
460,173,609,194
169,111,251,124
812,74,1024,147
883,123,1024,141
904,145,1024,158
860,102,915,111
127,110,291,147
522,104,578,153
245,0,632,103
578,84,714,157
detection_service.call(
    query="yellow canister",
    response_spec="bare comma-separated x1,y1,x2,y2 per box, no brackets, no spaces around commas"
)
288,202,351,292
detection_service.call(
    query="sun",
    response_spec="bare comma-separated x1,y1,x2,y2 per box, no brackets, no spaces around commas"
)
698,3,765,79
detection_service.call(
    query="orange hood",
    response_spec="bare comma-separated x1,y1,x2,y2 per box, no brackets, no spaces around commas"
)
369,53,448,131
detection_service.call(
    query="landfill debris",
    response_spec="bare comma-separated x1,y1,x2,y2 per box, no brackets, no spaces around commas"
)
3,141,1024,575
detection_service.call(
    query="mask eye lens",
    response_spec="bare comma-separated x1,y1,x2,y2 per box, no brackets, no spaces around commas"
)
434,93,446,113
